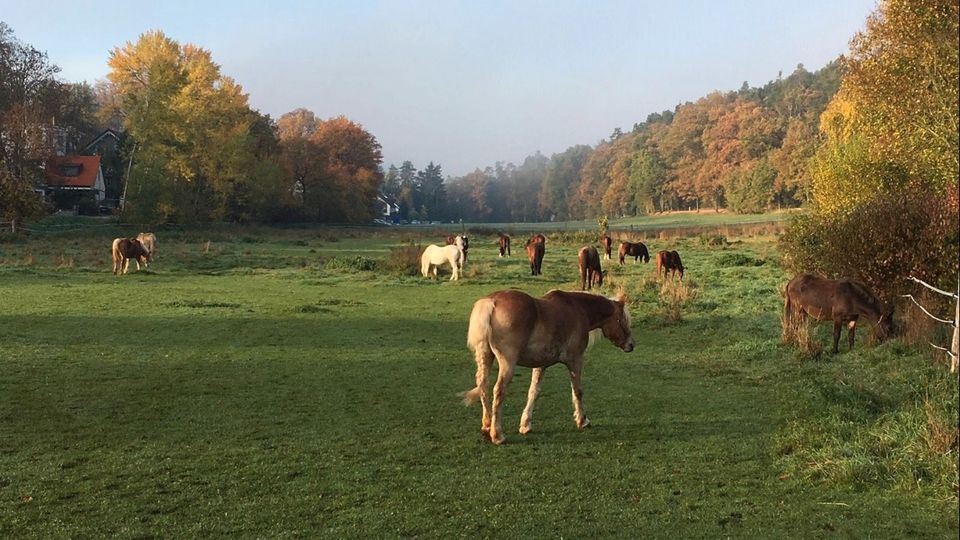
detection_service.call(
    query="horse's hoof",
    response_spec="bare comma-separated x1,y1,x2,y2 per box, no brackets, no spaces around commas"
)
519,425,531,435
578,418,591,429
491,435,506,445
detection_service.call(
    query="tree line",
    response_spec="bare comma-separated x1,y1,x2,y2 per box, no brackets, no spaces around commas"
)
1,26,383,225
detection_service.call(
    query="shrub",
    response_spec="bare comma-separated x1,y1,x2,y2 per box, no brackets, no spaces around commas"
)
698,233,728,247
381,242,422,276
323,256,378,272
780,184,959,300
716,253,765,267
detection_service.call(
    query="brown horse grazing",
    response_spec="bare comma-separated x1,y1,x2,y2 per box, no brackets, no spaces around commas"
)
136,232,157,266
618,241,649,265
526,239,545,275
784,273,894,353
462,289,634,444
497,233,511,257
600,235,613,260
578,246,604,290
111,237,150,275
655,250,684,280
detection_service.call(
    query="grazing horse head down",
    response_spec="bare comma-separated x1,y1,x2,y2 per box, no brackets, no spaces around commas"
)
577,245,604,290
655,250,684,280
784,273,894,353
618,241,650,265
461,289,633,444
421,243,464,281
136,232,157,265
497,233,511,257
111,237,150,275
600,235,613,260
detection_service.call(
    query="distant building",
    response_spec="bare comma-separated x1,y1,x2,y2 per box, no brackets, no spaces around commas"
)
377,194,400,223
43,155,106,213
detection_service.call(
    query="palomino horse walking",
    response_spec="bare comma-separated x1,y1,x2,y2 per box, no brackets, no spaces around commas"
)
421,244,464,281
655,250,684,280
462,290,634,445
618,241,649,265
600,235,613,260
784,273,894,353
578,246,604,290
498,233,511,257
136,232,157,267
111,238,150,275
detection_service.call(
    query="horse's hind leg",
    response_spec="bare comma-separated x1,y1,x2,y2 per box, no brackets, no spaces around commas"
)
519,367,545,435
832,319,843,353
473,348,494,436
567,358,590,429
489,355,516,445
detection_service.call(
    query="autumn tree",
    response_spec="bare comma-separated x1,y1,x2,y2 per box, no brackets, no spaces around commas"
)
0,22,70,220
107,30,285,222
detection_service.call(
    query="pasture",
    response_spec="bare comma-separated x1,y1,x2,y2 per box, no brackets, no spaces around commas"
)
0,221,957,537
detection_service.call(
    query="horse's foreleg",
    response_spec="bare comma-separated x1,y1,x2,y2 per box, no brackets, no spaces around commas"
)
519,367,545,435
567,360,589,429
489,358,515,445
122,258,130,274
847,319,857,351
832,320,843,353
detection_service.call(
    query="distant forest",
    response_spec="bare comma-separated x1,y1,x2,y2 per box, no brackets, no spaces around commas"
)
385,62,841,223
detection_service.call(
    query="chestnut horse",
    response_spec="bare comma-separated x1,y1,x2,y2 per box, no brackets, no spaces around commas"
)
462,289,634,444
111,237,150,275
525,234,545,275
498,233,511,257
618,241,649,265
784,273,894,353
578,246,604,290
655,250,684,280
600,235,612,260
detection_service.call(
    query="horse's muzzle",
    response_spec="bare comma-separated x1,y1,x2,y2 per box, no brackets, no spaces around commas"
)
622,340,635,353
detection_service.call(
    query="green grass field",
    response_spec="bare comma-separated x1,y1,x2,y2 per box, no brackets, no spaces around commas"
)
1,220,956,537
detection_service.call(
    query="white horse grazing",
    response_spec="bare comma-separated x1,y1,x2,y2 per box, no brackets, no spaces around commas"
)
421,244,463,281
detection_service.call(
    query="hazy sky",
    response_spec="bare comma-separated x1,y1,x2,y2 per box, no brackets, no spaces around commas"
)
1,0,876,176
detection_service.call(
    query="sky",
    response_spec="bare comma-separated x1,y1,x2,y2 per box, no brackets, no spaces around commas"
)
0,0,877,176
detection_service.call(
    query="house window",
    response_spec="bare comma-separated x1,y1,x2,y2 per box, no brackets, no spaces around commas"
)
60,164,82,176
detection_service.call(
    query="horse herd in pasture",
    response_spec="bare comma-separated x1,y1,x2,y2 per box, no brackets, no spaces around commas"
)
102,228,895,445
419,231,894,445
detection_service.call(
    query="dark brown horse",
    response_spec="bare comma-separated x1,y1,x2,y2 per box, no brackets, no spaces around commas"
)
578,246,604,290
784,273,894,353
600,235,613,260
498,233,511,257
618,241,649,265
111,237,150,275
655,250,684,280
462,289,634,444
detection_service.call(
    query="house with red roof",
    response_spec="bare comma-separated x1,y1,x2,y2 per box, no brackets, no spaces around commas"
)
44,155,106,212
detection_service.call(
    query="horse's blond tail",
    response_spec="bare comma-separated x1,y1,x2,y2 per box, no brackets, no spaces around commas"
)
462,297,496,406
111,238,122,274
